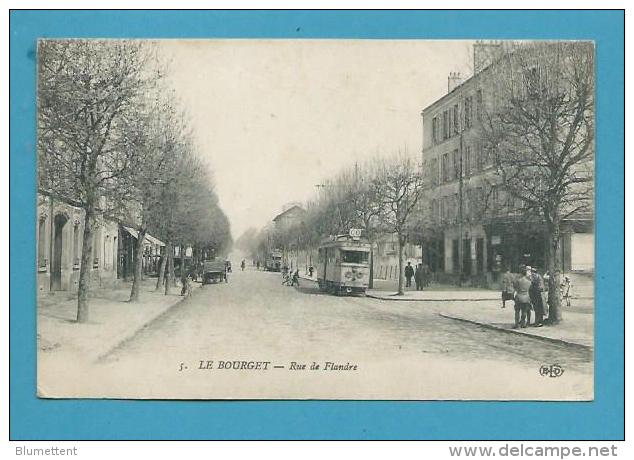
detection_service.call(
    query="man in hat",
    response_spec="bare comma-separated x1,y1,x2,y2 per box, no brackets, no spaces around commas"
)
529,266,545,327
513,265,533,328
405,261,414,288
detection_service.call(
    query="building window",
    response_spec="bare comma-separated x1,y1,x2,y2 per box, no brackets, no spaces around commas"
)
442,110,449,140
441,153,450,183
432,117,438,144
430,158,439,186
452,149,460,180
38,217,47,269
446,109,454,137
475,186,484,215
464,146,472,177
464,96,473,129
453,104,459,134
490,186,499,212
476,89,483,121
453,193,459,221
475,143,484,171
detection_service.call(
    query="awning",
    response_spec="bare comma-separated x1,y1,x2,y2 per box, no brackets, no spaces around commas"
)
122,226,139,239
145,234,165,247
122,226,165,247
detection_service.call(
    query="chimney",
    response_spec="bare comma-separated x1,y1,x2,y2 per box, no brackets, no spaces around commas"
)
473,40,503,75
448,71,463,93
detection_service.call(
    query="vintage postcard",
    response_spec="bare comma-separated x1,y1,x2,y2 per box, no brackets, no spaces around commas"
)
36,39,594,400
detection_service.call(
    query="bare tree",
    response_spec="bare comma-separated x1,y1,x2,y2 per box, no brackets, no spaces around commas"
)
38,40,162,322
339,162,383,288
127,97,184,302
373,153,425,295
479,41,594,323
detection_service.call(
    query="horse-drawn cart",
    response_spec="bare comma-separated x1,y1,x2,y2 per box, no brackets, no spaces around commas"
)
201,260,228,284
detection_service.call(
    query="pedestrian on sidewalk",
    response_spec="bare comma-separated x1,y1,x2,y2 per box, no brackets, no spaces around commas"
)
501,266,514,309
542,270,551,318
513,265,532,329
414,264,423,291
405,262,414,288
308,265,314,278
422,264,431,288
529,267,545,327
561,275,573,307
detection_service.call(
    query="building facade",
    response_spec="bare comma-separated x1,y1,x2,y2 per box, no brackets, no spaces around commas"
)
37,191,166,294
420,43,594,287
37,191,119,293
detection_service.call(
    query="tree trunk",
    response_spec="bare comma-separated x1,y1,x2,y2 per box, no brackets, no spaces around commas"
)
155,252,167,291
545,219,563,324
169,248,177,287
164,242,173,295
129,228,146,302
76,207,95,323
397,234,405,296
368,241,374,289
180,243,188,295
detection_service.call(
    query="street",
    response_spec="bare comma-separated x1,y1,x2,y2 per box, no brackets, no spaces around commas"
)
41,267,593,400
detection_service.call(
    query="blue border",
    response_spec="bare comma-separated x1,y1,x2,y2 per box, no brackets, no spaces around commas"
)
10,10,624,440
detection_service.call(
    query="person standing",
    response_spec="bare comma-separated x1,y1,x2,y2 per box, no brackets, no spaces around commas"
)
404,261,414,288
513,265,533,328
561,275,573,307
529,267,545,327
542,270,550,318
501,266,514,309
414,264,423,291
423,263,431,288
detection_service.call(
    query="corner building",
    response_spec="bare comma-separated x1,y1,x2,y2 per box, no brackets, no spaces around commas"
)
420,43,594,287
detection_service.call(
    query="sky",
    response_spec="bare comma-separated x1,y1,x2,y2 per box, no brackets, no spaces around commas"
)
158,40,474,239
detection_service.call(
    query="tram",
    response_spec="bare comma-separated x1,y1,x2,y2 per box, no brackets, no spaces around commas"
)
317,230,371,296
264,249,283,272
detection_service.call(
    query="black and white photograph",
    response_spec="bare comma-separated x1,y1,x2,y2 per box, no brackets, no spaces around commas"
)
36,39,595,400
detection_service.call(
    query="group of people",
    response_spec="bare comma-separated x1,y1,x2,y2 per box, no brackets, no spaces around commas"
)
281,264,300,287
501,265,573,329
404,262,431,291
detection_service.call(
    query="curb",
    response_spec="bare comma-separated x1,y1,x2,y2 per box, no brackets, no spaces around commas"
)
438,313,593,350
366,293,498,302
94,283,201,362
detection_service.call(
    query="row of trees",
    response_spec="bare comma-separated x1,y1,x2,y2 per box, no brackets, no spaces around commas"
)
239,41,594,325
238,153,425,296
38,40,231,322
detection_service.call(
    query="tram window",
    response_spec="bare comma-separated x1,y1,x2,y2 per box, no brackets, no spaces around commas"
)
342,250,369,264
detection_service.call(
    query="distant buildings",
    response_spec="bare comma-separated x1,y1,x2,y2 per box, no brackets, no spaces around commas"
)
272,204,306,230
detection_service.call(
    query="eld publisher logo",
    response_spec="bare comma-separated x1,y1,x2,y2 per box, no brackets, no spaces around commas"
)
540,364,565,378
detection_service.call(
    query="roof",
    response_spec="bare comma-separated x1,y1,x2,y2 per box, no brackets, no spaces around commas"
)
272,205,305,222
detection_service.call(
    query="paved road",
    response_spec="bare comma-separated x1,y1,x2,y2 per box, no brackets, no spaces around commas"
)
91,268,593,400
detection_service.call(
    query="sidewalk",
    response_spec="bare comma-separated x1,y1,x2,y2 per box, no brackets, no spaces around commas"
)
438,302,594,349
300,273,593,348
38,278,199,362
